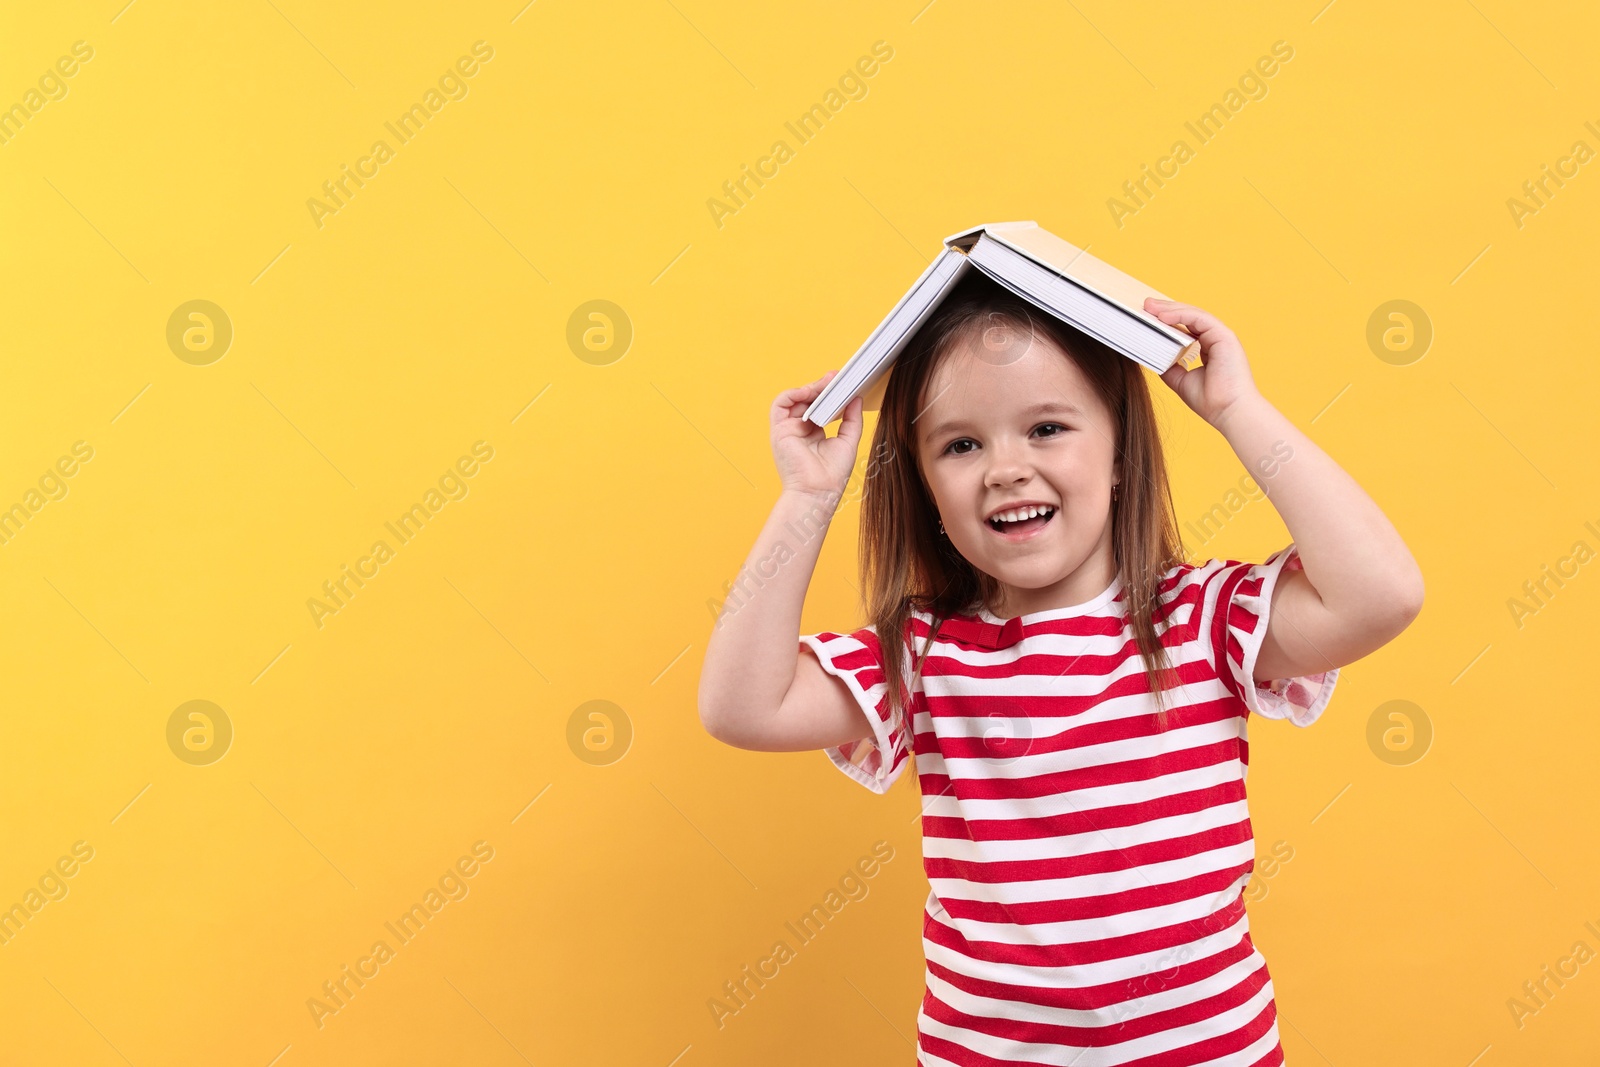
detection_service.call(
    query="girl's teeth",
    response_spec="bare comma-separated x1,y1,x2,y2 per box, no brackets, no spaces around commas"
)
989,506,1054,528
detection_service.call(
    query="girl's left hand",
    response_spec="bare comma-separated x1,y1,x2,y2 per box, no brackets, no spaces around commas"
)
1143,297,1262,430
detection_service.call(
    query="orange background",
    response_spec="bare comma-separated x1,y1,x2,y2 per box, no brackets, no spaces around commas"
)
1,0,1596,1063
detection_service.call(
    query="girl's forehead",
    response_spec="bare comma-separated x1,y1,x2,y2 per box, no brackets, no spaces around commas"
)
920,332,1100,413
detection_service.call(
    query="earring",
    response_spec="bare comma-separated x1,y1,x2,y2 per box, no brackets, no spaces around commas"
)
1112,482,1120,503
938,518,945,535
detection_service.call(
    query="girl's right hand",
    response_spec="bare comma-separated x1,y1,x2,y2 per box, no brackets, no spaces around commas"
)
770,370,864,499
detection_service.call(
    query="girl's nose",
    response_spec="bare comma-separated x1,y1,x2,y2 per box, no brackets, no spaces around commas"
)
987,471,1031,490
984,442,1032,487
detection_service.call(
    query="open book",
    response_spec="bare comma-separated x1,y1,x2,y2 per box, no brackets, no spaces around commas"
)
803,221,1200,427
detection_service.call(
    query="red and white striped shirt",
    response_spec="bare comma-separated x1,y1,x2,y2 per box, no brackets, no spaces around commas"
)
800,544,1338,1066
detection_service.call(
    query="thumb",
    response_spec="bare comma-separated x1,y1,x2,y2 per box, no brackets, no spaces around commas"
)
1160,361,1189,393
835,395,864,450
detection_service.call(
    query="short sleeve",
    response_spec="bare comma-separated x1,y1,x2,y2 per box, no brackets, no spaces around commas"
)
1203,543,1339,727
798,624,914,794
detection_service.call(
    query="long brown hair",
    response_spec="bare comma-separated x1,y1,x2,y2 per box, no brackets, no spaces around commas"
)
859,270,1189,738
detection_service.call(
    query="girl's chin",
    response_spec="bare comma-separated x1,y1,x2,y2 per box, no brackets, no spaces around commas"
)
981,559,1073,588
977,540,1096,579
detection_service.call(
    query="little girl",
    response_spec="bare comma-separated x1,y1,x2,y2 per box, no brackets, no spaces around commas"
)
698,270,1424,1065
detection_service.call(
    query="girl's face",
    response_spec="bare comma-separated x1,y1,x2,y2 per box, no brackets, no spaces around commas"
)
914,321,1122,615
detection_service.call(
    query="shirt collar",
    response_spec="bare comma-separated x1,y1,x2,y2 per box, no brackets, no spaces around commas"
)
933,613,1025,651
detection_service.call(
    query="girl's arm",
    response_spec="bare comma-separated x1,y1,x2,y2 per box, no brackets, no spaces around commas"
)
697,373,875,751
1144,298,1425,682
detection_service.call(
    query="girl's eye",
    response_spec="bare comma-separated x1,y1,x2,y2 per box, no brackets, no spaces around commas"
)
934,425,1062,454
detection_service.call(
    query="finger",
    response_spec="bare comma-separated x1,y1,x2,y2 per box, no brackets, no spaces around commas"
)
1146,300,1237,348
771,385,817,414
1159,361,1190,393
771,370,838,413
834,395,863,449
774,400,822,431
772,387,824,425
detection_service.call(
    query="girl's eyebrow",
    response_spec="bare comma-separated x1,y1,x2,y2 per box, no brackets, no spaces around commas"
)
922,399,1085,441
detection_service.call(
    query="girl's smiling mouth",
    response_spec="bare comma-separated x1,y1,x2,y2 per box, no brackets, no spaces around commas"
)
985,504,1057,541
